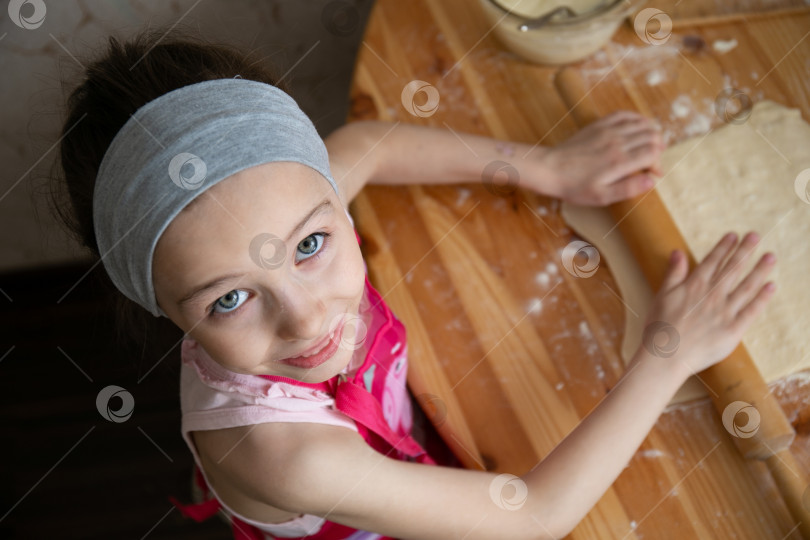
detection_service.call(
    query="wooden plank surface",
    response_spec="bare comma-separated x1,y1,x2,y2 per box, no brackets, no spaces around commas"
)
639,0,810,26
347,1,810,538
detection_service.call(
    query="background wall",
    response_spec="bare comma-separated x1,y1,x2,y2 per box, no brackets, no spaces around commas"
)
0,0,372,273
0,2,378,538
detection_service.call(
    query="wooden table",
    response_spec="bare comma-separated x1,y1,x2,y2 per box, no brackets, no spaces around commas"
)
346,1,810,538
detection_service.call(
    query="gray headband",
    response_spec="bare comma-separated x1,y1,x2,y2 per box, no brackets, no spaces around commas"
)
93,78,339,318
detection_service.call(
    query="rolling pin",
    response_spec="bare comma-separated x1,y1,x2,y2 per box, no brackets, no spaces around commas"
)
555,67,809,537
625,4,810,30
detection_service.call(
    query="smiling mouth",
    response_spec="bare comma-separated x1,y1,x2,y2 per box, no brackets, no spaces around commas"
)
277,319,345,369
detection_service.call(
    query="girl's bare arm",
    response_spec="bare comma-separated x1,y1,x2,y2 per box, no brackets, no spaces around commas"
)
204,234,776,539
325,113,664,208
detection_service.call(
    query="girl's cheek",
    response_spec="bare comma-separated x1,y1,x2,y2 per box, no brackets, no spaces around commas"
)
205,309,270,373
221,337,267,374
340,241,366,295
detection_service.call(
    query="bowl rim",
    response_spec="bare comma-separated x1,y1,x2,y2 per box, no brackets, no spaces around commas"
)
483,0,630,28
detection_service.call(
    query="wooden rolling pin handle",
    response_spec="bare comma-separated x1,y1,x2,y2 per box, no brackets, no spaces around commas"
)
624,5,810,31
554,68,795,460
610,194,795,460
767,449,810,539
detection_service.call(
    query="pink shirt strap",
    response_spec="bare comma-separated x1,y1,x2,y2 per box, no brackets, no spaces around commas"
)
333,375,435,464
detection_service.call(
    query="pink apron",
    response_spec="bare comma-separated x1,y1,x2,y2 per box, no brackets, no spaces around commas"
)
170,232,444,539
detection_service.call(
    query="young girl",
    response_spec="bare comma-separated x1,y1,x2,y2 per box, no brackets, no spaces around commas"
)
51,30,776,540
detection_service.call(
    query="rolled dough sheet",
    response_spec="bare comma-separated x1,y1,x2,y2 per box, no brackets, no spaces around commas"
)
562,101,810,404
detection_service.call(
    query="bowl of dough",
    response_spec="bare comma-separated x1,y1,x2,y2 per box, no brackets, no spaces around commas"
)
478,0,636,65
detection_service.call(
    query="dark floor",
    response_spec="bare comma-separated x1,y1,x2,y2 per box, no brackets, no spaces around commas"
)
1,262,233,538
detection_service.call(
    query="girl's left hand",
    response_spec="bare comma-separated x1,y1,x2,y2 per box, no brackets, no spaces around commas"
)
532,111,665,206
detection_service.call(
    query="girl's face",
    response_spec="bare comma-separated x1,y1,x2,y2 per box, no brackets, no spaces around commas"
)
152,161,366,383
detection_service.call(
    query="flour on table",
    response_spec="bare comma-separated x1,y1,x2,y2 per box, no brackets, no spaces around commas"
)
671,95,692,118
683,113,711,137
578,320,592,339
712,38,738,54
527,297,543,315
455,188,471,207
646,69,664,86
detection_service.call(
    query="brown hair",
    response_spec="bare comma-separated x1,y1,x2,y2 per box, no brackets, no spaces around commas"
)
48,27,289,362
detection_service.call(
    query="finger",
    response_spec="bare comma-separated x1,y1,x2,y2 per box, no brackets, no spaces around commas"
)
605,143,664,180
620,128,663,152
607,118,655,136
732,281,777,334
601,172,654,203
609,119,659,138
728,252,776,312
601,110,648,127
660,249,689,291
712,231,760,285
693,232,738,282
593,113,646,134
623,136,665,159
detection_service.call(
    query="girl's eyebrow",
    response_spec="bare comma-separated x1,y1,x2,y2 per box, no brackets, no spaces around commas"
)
283,197,333,243
177,197,334,308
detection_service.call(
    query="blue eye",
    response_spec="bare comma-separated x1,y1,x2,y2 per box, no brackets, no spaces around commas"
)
211,289,248,316
295,232,329,263
208,232,331,320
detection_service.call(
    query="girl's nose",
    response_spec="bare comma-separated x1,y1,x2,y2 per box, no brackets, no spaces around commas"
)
274,280,328,342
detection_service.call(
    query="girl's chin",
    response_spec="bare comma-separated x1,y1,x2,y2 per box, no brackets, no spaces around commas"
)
278,347,355,384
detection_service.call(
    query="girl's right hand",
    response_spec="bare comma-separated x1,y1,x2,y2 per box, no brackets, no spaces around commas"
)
640,231,777,376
